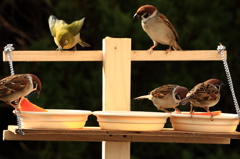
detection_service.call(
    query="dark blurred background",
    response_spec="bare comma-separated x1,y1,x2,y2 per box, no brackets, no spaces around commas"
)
0,0,240,158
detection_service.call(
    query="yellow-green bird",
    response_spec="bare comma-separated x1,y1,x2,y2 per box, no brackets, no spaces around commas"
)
48,15,90,50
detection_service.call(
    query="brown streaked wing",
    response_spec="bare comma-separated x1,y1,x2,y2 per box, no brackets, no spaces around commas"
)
151,84,178,98
190,83,218,101
0,75,28,97
158,13,179,42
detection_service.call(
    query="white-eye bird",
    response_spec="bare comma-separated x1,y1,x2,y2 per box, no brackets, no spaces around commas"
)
48,15,90,50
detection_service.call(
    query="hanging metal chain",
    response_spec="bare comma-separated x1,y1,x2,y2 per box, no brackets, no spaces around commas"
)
3,44,25,135
217,43,240,119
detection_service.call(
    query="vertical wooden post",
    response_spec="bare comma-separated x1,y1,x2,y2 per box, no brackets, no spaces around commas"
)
102,37,131,159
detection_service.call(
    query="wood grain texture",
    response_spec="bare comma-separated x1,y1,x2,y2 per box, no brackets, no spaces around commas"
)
6,126,240,139
102,38,131,111
3,50,227,62
102,38,131,159
3,50,102,61
4,126,234,144
102,142,131,159
131,50,227,61
4,125,240,144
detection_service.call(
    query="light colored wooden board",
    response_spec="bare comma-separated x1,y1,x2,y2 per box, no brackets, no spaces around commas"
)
102,142,130,159
131,50,227,61
3,130,104,141
6,126,240,139
2,50,227,62
3,130,230,144
3,50,102,61
131,136,230,144
102,38,131,159
102,38,131,111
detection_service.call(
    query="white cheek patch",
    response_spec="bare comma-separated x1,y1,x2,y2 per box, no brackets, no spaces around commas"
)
142,17,148,23
141,13,149,23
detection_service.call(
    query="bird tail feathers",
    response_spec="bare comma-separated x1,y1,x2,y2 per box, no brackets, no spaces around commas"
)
48,15,58,30
79,40,91,47
172,41,182,51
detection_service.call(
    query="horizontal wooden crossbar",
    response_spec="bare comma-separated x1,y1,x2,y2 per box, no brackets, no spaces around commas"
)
3,125,240,144
3,50,227,61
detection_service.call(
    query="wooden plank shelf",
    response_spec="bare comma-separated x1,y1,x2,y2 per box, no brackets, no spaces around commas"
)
3,50,226,62
3,126,240,144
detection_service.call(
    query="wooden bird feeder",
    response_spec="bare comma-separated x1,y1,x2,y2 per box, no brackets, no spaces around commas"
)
2,38,240,159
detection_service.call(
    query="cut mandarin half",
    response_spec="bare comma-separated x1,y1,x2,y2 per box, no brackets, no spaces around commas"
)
19,97,48,112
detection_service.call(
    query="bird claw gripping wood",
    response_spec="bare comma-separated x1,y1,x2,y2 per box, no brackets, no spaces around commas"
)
217,43,240,121
3,44,25,135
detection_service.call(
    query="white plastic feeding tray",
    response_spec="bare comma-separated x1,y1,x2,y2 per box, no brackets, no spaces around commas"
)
19,109,92,129
93,111,171,131
170,112,239,132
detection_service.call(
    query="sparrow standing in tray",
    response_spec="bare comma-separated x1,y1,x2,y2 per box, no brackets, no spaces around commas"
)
135,84,189,113
48,15,90,51
180,79,223,120
0,74,42,111
133,5,182,53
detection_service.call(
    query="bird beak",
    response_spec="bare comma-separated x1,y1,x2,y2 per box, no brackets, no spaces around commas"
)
80,17,85,23
133,13,138,19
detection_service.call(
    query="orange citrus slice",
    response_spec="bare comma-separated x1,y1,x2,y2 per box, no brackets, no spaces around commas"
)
19,97,48,112
182,111,221,116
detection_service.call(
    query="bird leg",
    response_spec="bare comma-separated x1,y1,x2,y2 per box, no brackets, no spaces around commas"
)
203,107,214,121
8,102,21,112
73,46,77,51
173,108,182,114
158,107,171,113
165,45,172,54
189,104,194,119
147,42,158,54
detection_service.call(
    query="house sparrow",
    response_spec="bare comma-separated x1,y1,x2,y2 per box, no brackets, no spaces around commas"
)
133,5,182,53
0,74,42,111
180,79,223,120
48,15,90,51
135,84,189,113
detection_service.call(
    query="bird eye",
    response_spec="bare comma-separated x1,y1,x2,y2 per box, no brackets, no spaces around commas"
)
143,13,149,18
65,40,68,45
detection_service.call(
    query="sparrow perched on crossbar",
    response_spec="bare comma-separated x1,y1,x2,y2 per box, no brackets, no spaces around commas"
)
133,5,182,53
